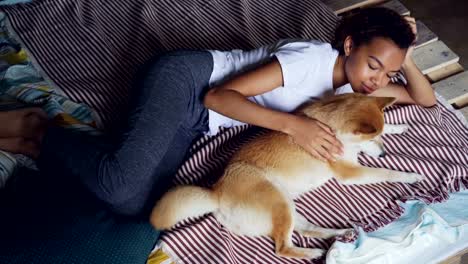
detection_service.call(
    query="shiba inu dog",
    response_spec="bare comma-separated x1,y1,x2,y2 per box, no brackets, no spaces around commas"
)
150,93,423,260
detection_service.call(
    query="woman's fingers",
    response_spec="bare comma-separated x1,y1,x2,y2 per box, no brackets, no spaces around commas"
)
0,107,47,159
24,107,48,120
314,120,343,150
14,108,48,139
315,145,333,161
292,118,343,162
403,16,418,41
321,133,343,154
0,137,40,158
317,139,341,160
308,148,327,162
403,16,416,26
315,120,335,135
23,113,47,141
305,140,339,162
0,107,48,138
314,120,343,154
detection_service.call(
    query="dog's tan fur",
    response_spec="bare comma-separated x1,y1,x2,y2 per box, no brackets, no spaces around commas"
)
150,93,423,260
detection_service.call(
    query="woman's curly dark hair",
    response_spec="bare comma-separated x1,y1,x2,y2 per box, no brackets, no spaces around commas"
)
332,7,416,55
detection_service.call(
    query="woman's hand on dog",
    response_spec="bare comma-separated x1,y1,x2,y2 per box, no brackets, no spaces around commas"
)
0,108,48,159
288,116,343,162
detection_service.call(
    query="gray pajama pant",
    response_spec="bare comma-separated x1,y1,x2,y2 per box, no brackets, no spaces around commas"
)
39,50,213,216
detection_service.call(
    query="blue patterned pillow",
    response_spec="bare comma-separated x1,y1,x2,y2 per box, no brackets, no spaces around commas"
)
0,0,31,5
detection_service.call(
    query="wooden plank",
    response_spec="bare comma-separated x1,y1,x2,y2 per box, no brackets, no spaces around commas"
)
432,71,468,108
440,255,462,264
427,63,464,83
440,246,468,264
321,0,385,14
378,0,410,16
412,40,459,75
415,21,438,49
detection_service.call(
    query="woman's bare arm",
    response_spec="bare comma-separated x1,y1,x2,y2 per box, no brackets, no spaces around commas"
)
203,58,343,161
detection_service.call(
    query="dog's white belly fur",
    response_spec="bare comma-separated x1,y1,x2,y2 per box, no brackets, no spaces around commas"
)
268,169,333,198
214,207,273,236
214,169,333,236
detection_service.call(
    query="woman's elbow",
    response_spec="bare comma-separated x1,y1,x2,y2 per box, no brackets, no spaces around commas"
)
418,94,437,108
421,100,437,108
203,88,218,108
204,87,233,109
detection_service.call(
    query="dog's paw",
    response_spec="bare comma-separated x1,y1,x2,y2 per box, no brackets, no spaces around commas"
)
343,229,356,239
304,248,326,260
404,172,424,183
335,228,356,242
334,228,354,236
392,172,424,183
383,124,410,135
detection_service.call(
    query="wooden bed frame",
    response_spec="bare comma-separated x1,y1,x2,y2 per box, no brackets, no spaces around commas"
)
322,1,468,263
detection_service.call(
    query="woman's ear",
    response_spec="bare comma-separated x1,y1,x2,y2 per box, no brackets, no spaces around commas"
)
344,36,353,56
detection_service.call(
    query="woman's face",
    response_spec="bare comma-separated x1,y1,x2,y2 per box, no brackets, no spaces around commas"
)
344,37,406,94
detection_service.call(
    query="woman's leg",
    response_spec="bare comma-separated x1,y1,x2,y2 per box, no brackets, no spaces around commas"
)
38,51,213,216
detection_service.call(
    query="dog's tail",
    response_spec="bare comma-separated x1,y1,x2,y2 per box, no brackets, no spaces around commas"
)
150,186,218,230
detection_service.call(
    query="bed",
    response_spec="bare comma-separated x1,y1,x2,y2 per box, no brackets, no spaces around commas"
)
0,0,467,263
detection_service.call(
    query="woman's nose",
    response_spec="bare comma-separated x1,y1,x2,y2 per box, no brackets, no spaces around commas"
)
372,72,388,88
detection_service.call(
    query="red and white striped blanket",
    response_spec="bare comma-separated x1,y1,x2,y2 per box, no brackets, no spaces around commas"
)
1,0,337,130
158,101,468,263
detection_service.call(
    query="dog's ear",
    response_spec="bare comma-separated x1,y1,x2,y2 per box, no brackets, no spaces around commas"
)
353,122,377,135
375,97,397,110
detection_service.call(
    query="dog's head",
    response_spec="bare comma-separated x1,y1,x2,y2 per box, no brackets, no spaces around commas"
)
298,93,396,143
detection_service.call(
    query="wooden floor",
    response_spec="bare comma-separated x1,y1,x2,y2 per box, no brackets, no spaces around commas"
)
321,1,468,263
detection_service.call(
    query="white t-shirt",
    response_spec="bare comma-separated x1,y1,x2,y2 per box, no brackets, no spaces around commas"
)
207,39,353,135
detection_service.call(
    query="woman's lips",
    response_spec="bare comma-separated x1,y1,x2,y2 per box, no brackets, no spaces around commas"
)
362,84,375,94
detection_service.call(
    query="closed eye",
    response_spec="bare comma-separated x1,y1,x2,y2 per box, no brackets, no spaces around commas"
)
368,63,378,70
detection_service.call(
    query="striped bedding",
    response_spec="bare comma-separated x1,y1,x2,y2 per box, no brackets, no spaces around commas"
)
1,1,467,263
0,0,338,130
